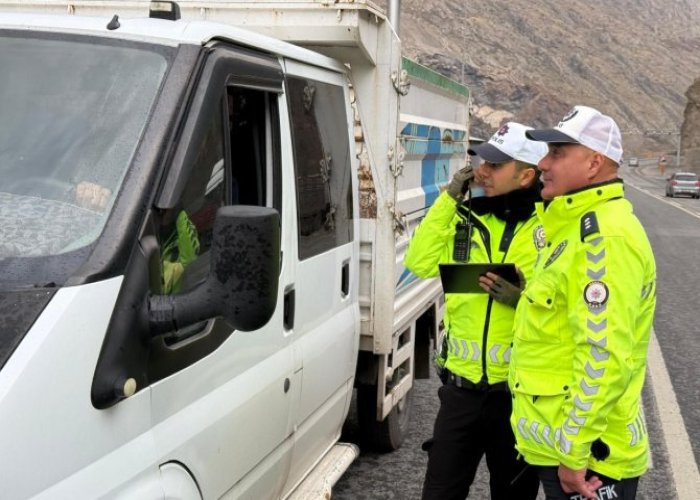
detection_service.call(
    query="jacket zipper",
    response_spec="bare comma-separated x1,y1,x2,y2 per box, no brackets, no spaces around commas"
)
465,215,493,385
480,297,494,384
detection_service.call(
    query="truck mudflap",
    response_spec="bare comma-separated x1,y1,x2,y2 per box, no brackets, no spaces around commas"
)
286,443,359,500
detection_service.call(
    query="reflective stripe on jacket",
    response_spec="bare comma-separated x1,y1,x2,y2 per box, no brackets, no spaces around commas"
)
405,191,542,384
509,180,657,480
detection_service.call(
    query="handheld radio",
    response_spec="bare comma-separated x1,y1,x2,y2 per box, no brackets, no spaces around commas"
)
453,184,474,262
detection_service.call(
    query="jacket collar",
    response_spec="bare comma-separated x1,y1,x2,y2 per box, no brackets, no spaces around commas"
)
536,179,625,238
459,182,542,223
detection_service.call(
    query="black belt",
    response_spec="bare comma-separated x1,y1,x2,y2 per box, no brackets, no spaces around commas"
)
446,371,509,392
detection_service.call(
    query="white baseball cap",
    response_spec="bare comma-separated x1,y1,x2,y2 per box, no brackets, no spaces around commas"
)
526,105,623,163
468,122,548,166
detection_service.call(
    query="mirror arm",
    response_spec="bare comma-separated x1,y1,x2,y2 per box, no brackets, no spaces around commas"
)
149,294,178,336
149,284,219,336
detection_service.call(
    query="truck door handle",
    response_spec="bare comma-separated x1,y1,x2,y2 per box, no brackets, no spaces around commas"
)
284,286,295,330
341,260,350,297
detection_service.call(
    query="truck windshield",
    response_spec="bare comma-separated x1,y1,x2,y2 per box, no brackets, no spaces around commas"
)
0,33,169,264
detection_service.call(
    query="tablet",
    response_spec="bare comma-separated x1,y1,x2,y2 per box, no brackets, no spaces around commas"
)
438,263,519,294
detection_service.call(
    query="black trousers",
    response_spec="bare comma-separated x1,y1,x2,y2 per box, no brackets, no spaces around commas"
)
537,466,639,500
421,382,539,500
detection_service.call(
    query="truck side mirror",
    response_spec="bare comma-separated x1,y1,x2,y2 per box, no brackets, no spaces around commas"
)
148,205,280,335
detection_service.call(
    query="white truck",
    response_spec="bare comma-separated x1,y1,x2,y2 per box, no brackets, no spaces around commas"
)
0,1,469,498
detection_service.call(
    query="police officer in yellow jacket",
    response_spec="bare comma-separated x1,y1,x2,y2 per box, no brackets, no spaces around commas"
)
405,122,547,500
509,106,657,500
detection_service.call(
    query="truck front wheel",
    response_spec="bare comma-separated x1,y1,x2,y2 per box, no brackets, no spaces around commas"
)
357,383,414,452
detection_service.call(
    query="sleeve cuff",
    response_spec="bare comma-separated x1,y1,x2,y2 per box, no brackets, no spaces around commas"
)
557,440,591,471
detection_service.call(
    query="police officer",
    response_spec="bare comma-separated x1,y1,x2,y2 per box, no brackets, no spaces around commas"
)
509,105,657,500
405,122,546,500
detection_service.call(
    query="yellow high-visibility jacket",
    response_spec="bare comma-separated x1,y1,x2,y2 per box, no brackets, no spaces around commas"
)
405,189,543,385
509,180,656,480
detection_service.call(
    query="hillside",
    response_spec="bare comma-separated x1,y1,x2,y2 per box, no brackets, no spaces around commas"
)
681,78,700,171
380,0,700,156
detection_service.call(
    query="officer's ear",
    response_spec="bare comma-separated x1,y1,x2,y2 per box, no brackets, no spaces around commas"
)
517,166,537,188
587,152,607,179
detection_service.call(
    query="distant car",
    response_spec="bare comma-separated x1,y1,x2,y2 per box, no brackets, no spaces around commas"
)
665,172,700,198
628,157,639,167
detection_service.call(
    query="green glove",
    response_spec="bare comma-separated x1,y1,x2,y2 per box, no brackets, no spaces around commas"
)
487,269,525,308
447,166,474,201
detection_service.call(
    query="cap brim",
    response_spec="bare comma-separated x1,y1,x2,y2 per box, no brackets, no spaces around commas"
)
525,129,579,144
467,143,513,163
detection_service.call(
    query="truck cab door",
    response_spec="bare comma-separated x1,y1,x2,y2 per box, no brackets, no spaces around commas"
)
280,60,360,489
147,45,295,499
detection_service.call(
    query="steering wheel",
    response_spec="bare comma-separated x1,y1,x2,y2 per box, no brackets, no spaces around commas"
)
5,177,74,199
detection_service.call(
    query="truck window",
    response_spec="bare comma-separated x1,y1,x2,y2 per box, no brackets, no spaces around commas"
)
159,86,280,294
158,96,225,295
229,87,277,208
287,77,353,260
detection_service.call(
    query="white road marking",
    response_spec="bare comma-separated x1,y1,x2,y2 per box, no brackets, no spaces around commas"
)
620,171,700,493
625,182,700,221
647,329,700,498
592,172,699,492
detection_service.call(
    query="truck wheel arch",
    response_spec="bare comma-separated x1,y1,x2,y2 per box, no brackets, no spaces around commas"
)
160,462,202,500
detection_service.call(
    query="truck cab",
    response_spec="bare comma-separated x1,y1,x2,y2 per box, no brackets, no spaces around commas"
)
0,1,471,497
0,8,360,499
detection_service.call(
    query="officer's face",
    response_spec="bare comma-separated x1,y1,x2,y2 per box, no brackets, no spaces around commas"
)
478,160,529,197
538,144,596,200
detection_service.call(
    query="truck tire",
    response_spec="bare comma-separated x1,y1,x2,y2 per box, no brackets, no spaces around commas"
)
357,383,414,452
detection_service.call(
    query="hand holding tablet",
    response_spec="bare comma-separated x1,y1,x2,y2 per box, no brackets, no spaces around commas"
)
438,263,519,294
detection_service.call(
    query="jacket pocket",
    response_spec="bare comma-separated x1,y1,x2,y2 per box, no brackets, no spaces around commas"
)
512,367,570,397
514,277,562,344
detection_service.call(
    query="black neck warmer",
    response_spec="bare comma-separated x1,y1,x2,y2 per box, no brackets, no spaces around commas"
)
462,182,542,222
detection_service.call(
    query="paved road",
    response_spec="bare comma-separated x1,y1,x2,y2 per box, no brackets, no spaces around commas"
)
622,165,700,469
333,165,700,499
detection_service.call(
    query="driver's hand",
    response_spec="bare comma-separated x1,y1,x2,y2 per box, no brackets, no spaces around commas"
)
76,181,111,211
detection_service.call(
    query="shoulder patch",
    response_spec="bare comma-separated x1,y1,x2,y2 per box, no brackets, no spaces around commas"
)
584,281,609,308
580,211,600,241
533,224,546,251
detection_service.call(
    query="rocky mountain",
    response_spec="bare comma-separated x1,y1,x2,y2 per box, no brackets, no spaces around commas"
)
379,0,700,159
681,78,700,171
